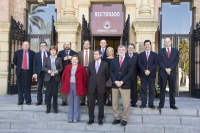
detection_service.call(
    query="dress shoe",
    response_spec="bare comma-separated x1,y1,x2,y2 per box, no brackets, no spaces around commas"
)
131,104,137,107
45,110,50,114
106,102,112,106
53,109,57,113
170,105,178,110
149,105,155,109
61,101,66,106
157,105,163,110
87,120,94,125
26,102,31,105
17,102,23,105
140,105,146,108
35,102,42,106
112,119,121,125
121,120,127,126
80,102,85,106
98,120,103,125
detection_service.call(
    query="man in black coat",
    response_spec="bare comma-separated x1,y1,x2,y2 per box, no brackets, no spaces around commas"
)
126,43,139,107
13,41,35,105
57,41,77,106
138,40,158,109
157,37,179,110
87,50,109,125
110,45,133,126
33,41,50,105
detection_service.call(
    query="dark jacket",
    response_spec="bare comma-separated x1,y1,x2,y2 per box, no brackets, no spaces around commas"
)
126,52,139,80
33,51,50,77
88,60,109,93
61,64,87,96
110,56,133,89
57,49,77,68
13,49,35,77
43,57,63,81
158,48,179,76
138,51,158,78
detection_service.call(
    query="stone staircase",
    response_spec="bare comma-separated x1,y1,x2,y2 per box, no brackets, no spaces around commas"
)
0,103,200,133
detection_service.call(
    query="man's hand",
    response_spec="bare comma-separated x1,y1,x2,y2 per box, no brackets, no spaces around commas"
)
54,70,58,74
68,56,72,60
64,56,68,61
145,70,150,76
119,81,124,87
166,68,171,75
115,81,120,87
33,74,37,79
48,70,52,74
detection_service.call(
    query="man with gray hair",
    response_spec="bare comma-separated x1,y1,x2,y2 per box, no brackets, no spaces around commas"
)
110,45,133,126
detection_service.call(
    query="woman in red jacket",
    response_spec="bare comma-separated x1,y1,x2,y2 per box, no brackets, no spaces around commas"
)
61,55,87,123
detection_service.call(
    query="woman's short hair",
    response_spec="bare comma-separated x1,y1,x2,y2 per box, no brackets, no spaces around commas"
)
49,46,58,53
106,47,114,56
71,55,79,61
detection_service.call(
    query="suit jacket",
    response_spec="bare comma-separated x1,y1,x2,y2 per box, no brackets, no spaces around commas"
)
126,52,139,80
88,60,109,93
43,57,63,81
13,49,35,77
110,56,133,89
77,49,94,65
57,49,77,68
33,51,50,77
99,48,107,61
158,48,179,76
138,51,158,78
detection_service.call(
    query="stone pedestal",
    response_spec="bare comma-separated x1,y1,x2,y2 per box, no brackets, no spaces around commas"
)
0,22,10,95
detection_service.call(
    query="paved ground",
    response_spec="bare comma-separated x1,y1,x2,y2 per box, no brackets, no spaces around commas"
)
0,94,199,109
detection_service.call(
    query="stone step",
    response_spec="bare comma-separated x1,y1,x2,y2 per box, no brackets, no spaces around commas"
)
0,104,199,116
0,111,200,125
1,119,200,133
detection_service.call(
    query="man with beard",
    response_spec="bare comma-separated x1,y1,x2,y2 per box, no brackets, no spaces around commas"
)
57,41,77,106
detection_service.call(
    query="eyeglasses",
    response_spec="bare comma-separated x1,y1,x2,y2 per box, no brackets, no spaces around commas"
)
41,45,46,47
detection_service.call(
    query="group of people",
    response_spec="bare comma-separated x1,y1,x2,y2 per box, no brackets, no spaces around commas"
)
13,37,179,126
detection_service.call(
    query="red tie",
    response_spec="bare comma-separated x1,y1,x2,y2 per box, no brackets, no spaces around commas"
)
119,57,123,67
167,48,170,58
22,51,27,69
85,51,88,66
43,51,46,63
146,51,149,61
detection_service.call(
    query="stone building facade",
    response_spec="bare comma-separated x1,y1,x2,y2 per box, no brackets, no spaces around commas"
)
0,0,199,95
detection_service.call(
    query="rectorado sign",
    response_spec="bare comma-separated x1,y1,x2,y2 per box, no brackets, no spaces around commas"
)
90,4,124,35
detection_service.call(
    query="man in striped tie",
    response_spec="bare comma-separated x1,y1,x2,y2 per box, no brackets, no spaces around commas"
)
13,41,35,105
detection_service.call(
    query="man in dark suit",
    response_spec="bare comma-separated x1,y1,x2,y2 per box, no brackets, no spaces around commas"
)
87,50,109,125
77,40,94,106
138,40,158,109
126,43,139,107
157,37,179,110
57,41,77,106
110,45,133,126
33,41,50,105
13,41,35,105
100,38,107,61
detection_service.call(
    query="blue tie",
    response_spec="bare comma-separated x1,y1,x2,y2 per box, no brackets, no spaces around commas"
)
66,50,68,56
102,49,105,59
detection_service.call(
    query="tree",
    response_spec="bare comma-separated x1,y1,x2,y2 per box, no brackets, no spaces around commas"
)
179,39,189,75
28,4,46,33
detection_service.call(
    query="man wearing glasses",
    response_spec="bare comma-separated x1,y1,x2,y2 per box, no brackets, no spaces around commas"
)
33,41,50,105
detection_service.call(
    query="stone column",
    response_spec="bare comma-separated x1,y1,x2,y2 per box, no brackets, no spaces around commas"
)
0,22,10,95
55,0,81,51
133,0,158,52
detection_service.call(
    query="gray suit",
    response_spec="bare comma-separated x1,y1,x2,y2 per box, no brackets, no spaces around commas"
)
42,56,63,112
43,57,63,81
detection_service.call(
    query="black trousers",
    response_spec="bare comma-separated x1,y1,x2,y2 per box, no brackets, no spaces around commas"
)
141,77,155,106
88,89,104,121
36,71,47,103
130,78,138,105
45,76,60,111
159,75,176,107
17,70,32,103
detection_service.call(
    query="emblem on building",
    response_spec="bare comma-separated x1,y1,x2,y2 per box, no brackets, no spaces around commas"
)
103,21,111,29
